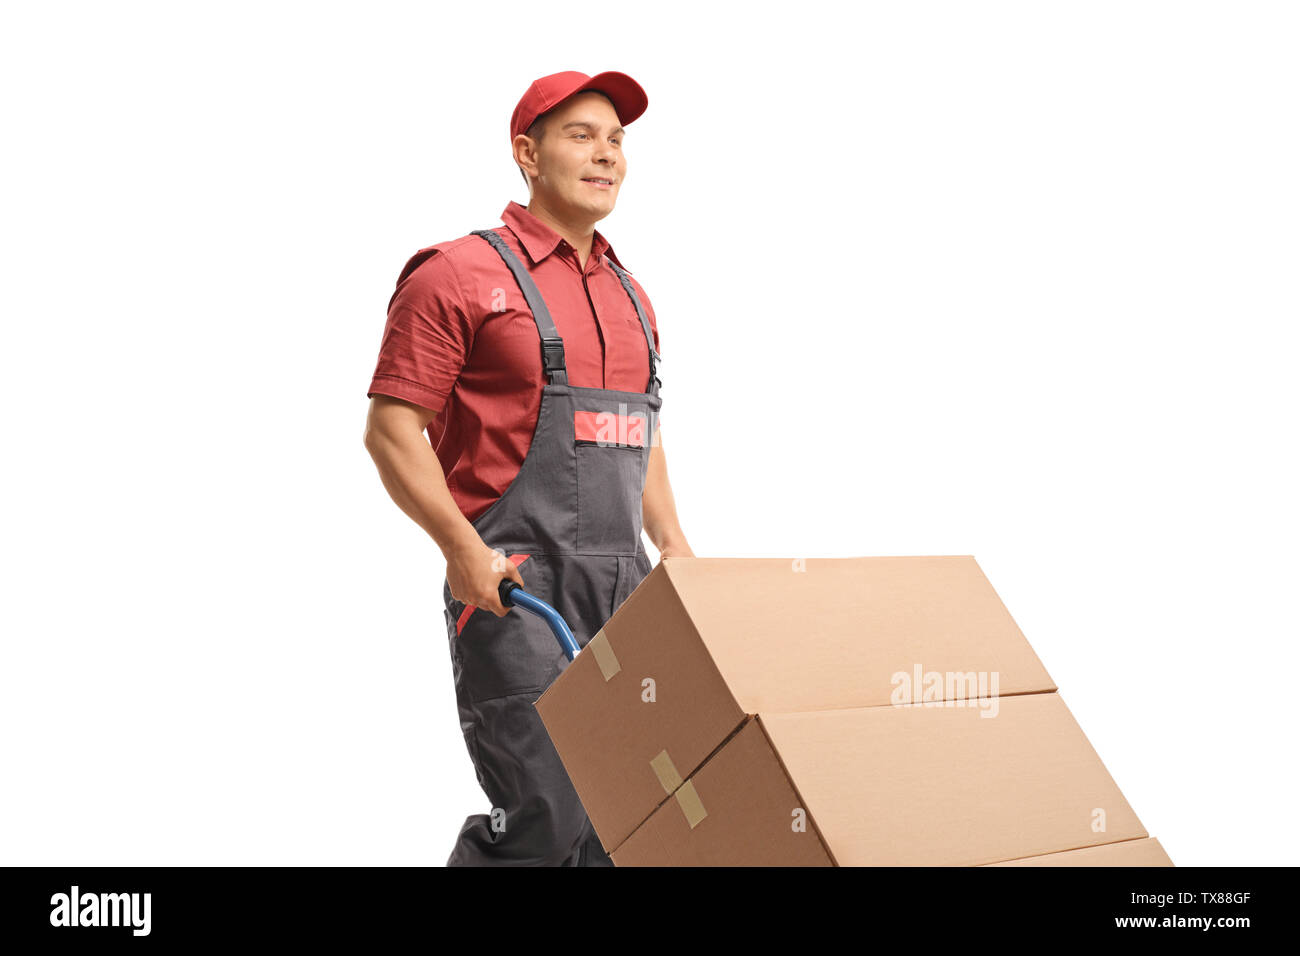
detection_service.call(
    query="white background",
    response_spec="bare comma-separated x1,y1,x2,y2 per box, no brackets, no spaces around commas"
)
2,1,1296,866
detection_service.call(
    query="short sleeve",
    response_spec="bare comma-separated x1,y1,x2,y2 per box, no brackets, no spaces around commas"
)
367,250,477,413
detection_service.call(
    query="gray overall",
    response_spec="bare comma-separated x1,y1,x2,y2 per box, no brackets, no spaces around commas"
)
440,228,662,866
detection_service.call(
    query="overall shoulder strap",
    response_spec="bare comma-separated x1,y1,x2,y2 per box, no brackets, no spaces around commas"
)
472,229,568,386
606,259,662,397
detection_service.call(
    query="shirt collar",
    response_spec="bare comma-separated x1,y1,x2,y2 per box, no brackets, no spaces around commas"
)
499,200,630,273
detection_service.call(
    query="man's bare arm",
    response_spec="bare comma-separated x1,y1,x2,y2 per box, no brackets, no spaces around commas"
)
642,425,695,559
363,395,522,614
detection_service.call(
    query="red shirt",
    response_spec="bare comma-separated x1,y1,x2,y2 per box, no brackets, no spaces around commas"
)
367,201,662,523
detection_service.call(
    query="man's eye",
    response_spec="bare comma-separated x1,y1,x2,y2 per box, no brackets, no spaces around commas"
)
574,132,588,140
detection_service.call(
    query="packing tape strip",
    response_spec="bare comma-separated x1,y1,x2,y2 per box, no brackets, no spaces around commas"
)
650,750,682,794
588,628,620,681
676,781,707,829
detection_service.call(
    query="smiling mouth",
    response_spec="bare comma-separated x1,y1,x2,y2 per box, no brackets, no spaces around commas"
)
582,177,614,188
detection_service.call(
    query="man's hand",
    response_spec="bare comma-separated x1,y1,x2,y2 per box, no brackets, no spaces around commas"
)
444,536,526,617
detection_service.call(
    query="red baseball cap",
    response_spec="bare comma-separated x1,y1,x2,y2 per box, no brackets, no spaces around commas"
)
510,71,648,143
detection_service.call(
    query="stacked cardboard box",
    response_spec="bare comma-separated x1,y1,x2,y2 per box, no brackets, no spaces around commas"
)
536,556,1172,866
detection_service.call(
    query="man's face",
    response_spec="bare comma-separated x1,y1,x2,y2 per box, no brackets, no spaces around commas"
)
528,91,626,221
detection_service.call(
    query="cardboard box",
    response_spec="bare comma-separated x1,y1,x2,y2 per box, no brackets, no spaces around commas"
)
534,556,1168,866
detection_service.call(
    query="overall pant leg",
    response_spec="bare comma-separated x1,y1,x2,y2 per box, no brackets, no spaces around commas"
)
442,569,599,867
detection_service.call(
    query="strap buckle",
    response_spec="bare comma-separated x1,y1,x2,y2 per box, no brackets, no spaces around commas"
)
541,336,567,374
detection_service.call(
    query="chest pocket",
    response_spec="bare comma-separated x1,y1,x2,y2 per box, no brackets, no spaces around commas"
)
574,409,651,554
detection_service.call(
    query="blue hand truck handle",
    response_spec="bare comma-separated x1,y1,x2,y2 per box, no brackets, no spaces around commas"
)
498,579,581,662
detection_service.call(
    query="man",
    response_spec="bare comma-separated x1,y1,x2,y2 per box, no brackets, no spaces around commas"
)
363,70,694,866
